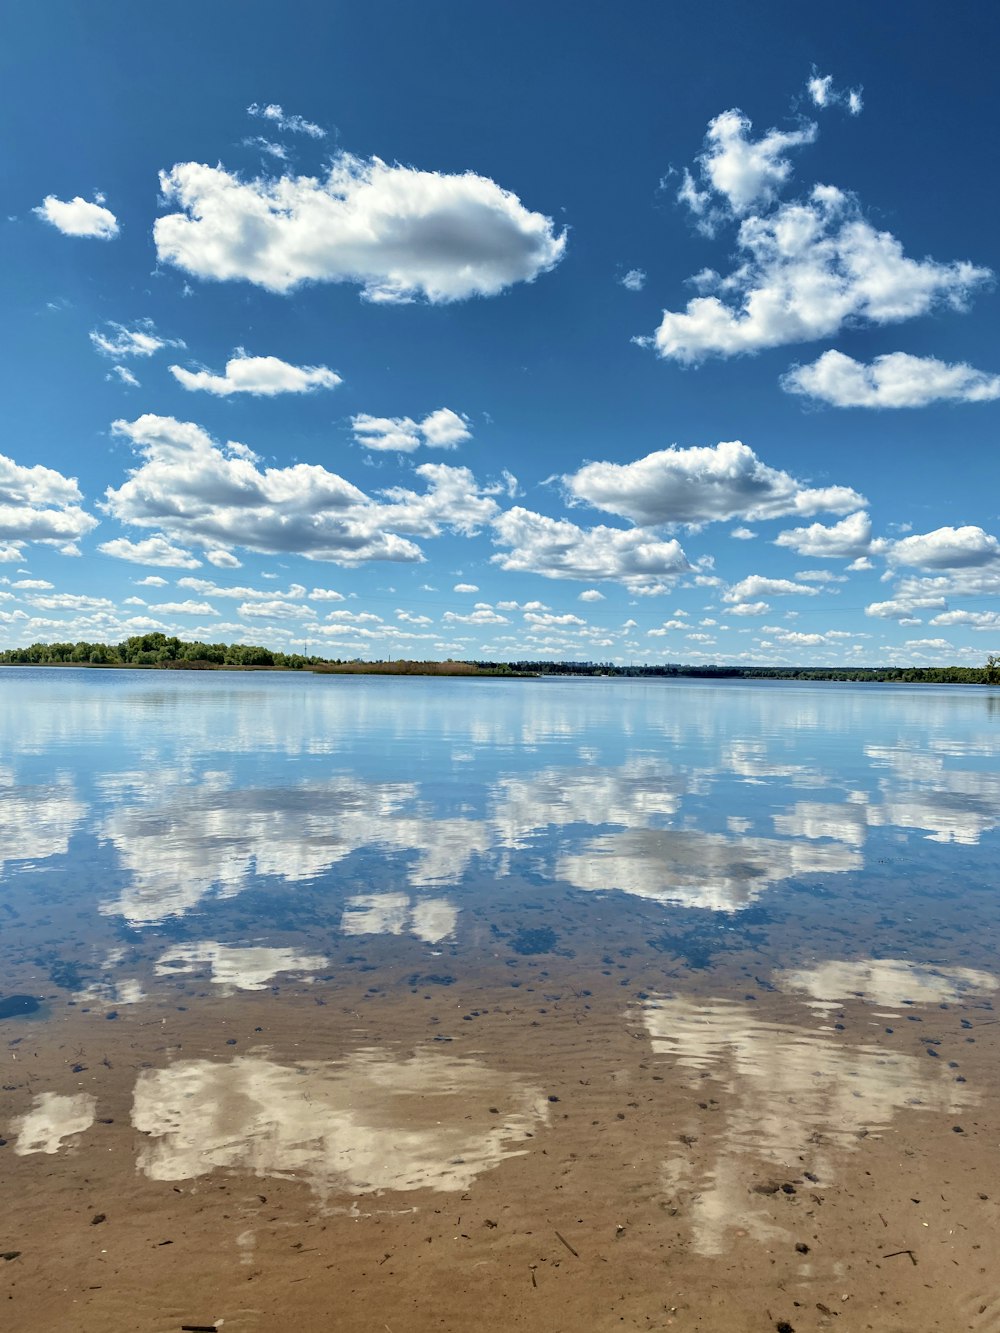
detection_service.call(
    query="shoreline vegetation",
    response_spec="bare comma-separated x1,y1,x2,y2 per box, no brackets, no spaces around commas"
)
0,634,998,684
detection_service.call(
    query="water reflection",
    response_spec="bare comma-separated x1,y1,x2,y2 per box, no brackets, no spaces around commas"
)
559,828,860,912
777,958,998,1009
0,767,85,872
155,942,328,992
644,971,977,1255
13,1092,96,1155
131,1047,549,1196
341,894,458,943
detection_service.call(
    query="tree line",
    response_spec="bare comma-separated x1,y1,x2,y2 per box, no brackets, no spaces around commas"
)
0,635,997,683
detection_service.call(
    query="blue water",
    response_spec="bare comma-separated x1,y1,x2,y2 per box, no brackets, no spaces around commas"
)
1,669,998,997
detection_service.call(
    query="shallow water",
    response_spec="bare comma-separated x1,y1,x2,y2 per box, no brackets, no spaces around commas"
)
2,669,999,1331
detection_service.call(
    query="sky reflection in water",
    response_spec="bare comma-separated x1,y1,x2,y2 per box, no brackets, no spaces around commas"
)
2,669,999,1205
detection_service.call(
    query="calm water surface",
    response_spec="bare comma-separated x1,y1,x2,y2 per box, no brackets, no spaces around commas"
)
2,669,999,1330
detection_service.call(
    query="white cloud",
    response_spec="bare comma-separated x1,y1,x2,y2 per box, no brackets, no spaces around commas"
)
10,578,53,590
724,575,819,603
730,526,756,540
491,506,691,592
725,601,771,617
352,408,471,452
135,575,168,587
33,194,119,239
98,535,202,568
578,589,605,602
205,549,241,569
109,365,140,387
652,187,990,362
419,408,472,448
242,136,289,161
806,71,863,116
453,583,479,593
247,102,325,138
679,109,817,226
105,415,499,565
565,439,863,527
178,578,305,601
90,319,183,359
886,525,1000,570
169,350,341,396
782,349,1000,408
154,154,565,303
865,597,947,620
0,453,97,549
238,600,316,621
147,600,218,616
309,587,345,602
620,269,646,291
929,610,1000,630
795,569,847,583
775,510,877,559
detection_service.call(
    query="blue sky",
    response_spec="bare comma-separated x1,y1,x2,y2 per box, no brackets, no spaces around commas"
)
3,0,999,664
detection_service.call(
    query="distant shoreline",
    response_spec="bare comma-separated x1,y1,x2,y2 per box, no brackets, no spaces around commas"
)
1,635,997,683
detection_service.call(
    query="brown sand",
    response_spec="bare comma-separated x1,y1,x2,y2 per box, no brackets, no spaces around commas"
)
2,925,999,1333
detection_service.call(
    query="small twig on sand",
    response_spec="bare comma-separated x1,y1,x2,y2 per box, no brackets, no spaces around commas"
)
554,1229,579,1258
883,1249,917,1266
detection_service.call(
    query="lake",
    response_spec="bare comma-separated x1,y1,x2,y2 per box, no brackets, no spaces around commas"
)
2,669,998,1332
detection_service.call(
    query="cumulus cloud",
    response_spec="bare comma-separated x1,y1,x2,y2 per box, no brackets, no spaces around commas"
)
154,154,566,303
886,525,1000,570
579,589,605,602
865,596,947,620
247,102,325,138
565,440,864,527
806,71,863,116
678,109,817,228
239,600,316,620
90,319,184,359
104,414,499,565
33,193,119,239
352,408,471,452
491,507,691,592
453,583,479,593
651,186,990,362
0,453,97,549
723,575,819,603
620,269,646,291
98,535,203,568
930,610,1000,629
147,600,218,616
782,349,1000,408
774,510,879,560
169,350,341,396
726,601,771,617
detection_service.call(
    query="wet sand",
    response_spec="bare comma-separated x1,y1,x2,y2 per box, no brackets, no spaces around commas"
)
3,912,999,1333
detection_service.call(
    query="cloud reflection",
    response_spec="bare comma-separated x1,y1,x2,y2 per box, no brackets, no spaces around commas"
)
132,1047,549,1196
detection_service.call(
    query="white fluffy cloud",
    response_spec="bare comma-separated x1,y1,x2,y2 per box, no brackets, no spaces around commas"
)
33,193,119,239
886,525,1000,569
782,349,1000,408
678,109,817,227
352,408,471,452
579,588,605,602
565,440,863,527
0,453,97,549
491,507,691,592
775,510,878,559
246,102,325,138
865,596,947,620
104,414,499,565
930,610,1000,629
170,350,341,396
807,72,863,115
90,319,184,359
653,187,990,362
98,535,203,568
620,269,646,291
724,575,820,603
154,154,566,303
